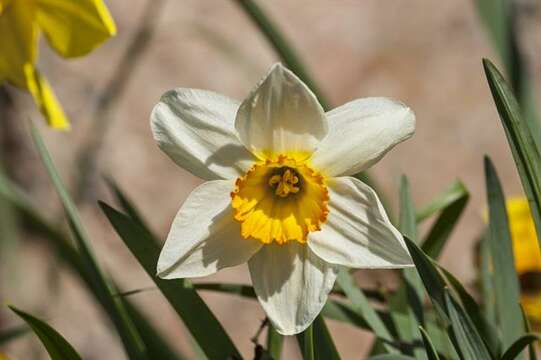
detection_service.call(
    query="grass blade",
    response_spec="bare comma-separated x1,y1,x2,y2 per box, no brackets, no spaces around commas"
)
29,124,146,358
475,0,541,152
416,181,469,223
485,156,524,350
403,237,447,319
443,290,492,360
0,325,29,346
296,316,340,360
266,324,283,360
500,334,541,360
302,324,315,360
520,305,538,360
105,177,153,236
9,306,82,360
99,201,241,359
483,59,541,249
439,266,500,358
390,176,424,358
0,172,182,359
419,327,440,360
420,182,469,259
336,269,397,353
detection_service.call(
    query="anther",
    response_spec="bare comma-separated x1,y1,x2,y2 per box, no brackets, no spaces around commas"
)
268,168,300,197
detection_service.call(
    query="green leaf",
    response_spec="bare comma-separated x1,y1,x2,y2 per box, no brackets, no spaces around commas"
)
483,59,541,249
0,172,182,359
444,290,492,360
296,316,340,360
266,324,283,360
439,266,500,358
520,305,537,360
300,324,315,360
9,306,82,360
336,269,397,353
416,181,468,223
390,176,424,358
419,327,440,360
480,236,497,326
233,0,329,110
475,0,541,153
29,124,146,358
99,201,241,359
500,334,541,360
0,325,29,346
368,355,415,360
404,237,493,359
105,177,154,237
484,156,524,350
420,181,469,259
403,237,447,319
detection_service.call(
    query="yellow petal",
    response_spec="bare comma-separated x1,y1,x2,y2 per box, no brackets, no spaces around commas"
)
507,197,541,273
24,65,70,130
0,0,38,87
35,0,116,58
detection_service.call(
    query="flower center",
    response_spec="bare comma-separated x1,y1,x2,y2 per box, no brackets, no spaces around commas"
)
268,168,300,197
231,154,329,245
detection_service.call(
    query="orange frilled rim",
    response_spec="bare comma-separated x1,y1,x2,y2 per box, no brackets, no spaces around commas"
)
231,154,329,245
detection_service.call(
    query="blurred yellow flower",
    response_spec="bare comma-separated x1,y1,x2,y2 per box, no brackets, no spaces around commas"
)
0,0,116,129
506,197,541,328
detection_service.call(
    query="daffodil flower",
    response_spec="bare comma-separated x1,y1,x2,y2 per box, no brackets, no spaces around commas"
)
505,197,541,328
151,64,415,334
0,0,116,129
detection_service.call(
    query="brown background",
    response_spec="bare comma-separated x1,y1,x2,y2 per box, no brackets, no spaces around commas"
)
2,0,541,358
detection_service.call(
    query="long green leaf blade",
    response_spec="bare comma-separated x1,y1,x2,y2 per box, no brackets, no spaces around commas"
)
9,306,82,360
444,290,492,360
0,325,28,346
99,201,241,359
500,334,541,360
29,124,146,358
0,172,182,359
393,176,424,358
420,182,469,259
336,269,397,353
403,237,447,318
439,266,500,358
416,181,468,223
266,324,283,360
419,327,440,360
520,305,538,360
485,156,524,351
483,59,541,249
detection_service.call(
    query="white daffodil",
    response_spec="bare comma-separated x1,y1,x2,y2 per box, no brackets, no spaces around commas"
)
151,63,415,335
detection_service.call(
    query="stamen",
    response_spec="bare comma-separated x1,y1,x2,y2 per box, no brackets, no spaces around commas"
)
268,168,300,197
231,155,329,244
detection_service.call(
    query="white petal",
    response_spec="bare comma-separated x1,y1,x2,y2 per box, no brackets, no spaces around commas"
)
151,89,256,180
235,64,327,159
308,177,412,269
311,97,415,176
248,242,338,335
157,180,262,278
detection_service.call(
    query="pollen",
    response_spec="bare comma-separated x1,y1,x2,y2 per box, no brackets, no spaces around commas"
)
268,168,300,197
231,154,329,245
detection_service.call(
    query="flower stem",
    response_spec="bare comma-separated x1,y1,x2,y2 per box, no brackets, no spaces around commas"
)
302,324,315,360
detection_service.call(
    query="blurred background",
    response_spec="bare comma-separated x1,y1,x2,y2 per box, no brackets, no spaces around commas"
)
1,0,541,358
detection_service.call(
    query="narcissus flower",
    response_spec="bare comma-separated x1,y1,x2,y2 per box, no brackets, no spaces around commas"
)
152,64,415,334
0,0,116,129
